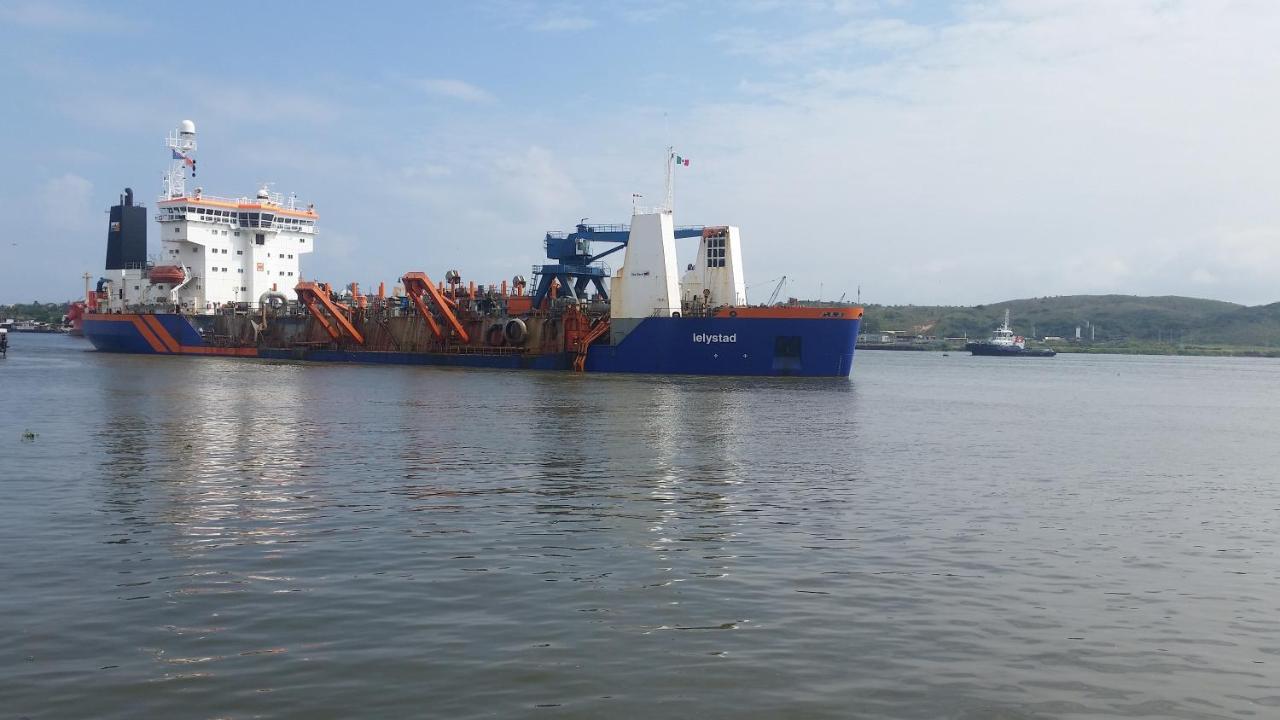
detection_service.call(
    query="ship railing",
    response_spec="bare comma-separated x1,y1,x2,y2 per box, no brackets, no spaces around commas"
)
581,223,630,234
649,307,682,317
159,191,314,213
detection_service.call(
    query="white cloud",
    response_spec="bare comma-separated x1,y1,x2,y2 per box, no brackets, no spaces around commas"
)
410,78,496,104
531,15,596,32
679,0,1280,304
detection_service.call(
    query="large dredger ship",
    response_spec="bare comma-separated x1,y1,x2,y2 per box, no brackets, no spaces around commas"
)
82,121,861,376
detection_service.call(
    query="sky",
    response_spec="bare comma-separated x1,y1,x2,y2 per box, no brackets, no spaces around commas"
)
2,0,1280,306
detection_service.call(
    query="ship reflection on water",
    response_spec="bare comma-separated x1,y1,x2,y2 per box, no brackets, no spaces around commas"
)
63,344,879,713
96,359,314,558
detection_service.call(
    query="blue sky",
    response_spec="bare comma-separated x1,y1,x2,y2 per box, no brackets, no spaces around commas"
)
3,0,1280,306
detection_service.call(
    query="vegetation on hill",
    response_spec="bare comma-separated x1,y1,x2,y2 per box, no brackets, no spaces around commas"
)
1,302,70,325
860,295,1280,349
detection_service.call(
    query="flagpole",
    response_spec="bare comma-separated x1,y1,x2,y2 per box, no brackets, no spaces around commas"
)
664,146,674,213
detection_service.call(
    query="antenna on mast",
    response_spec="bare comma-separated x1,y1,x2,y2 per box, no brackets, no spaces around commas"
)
163,120,197,199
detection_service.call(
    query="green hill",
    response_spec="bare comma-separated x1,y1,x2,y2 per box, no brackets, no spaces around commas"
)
861,295,1280,349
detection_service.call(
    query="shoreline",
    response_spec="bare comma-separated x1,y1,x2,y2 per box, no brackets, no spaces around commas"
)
858,342,1280,358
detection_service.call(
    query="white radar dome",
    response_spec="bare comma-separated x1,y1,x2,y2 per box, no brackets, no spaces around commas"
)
179,119,196,135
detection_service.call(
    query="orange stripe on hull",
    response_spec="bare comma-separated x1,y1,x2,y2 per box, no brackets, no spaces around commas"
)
92,313,259,357
141,315,181,353
129,317,168,352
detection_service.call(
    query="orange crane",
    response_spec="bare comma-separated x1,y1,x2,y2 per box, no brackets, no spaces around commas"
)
401,271,470,343
295,281,365,344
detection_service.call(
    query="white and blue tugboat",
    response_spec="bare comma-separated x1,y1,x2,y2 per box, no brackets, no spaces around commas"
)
965,310,1056,357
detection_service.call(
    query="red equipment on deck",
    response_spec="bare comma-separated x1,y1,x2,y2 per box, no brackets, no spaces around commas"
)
295,281,365,344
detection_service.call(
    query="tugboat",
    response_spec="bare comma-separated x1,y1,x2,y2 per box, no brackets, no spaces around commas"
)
965,310,1056,357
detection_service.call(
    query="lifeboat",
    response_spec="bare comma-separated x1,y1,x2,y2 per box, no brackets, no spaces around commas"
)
149,265,185,284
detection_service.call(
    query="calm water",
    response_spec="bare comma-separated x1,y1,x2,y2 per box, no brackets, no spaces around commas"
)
2,333,1279,719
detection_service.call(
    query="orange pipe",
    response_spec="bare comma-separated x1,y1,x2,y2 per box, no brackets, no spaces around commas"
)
296,281,364,343
501,280,507,296
402,272,470,343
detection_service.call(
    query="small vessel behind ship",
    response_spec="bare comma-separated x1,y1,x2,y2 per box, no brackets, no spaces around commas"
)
965,310,1056,357
82,121,862,377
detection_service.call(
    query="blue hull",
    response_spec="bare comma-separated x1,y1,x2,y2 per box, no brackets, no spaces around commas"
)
588,317,858,376
83,317,158,354
85,314,859,377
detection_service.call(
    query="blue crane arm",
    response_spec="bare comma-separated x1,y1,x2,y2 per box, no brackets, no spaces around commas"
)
544,223,706,262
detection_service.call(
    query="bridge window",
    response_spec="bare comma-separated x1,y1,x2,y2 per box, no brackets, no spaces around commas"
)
706,236,726,268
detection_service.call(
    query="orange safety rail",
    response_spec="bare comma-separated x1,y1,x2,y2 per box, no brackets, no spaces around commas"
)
572,319,610,372
158,196,318,219
295,281,365,344
712,306,864,320
402,272,471,343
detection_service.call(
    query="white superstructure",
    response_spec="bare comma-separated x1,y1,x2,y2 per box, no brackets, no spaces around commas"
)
680,226,747,310
987,309,1026,349
100,120,317,314
156,121,316,312
156,186,317,311
610,210,682,319
611,148,747,319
